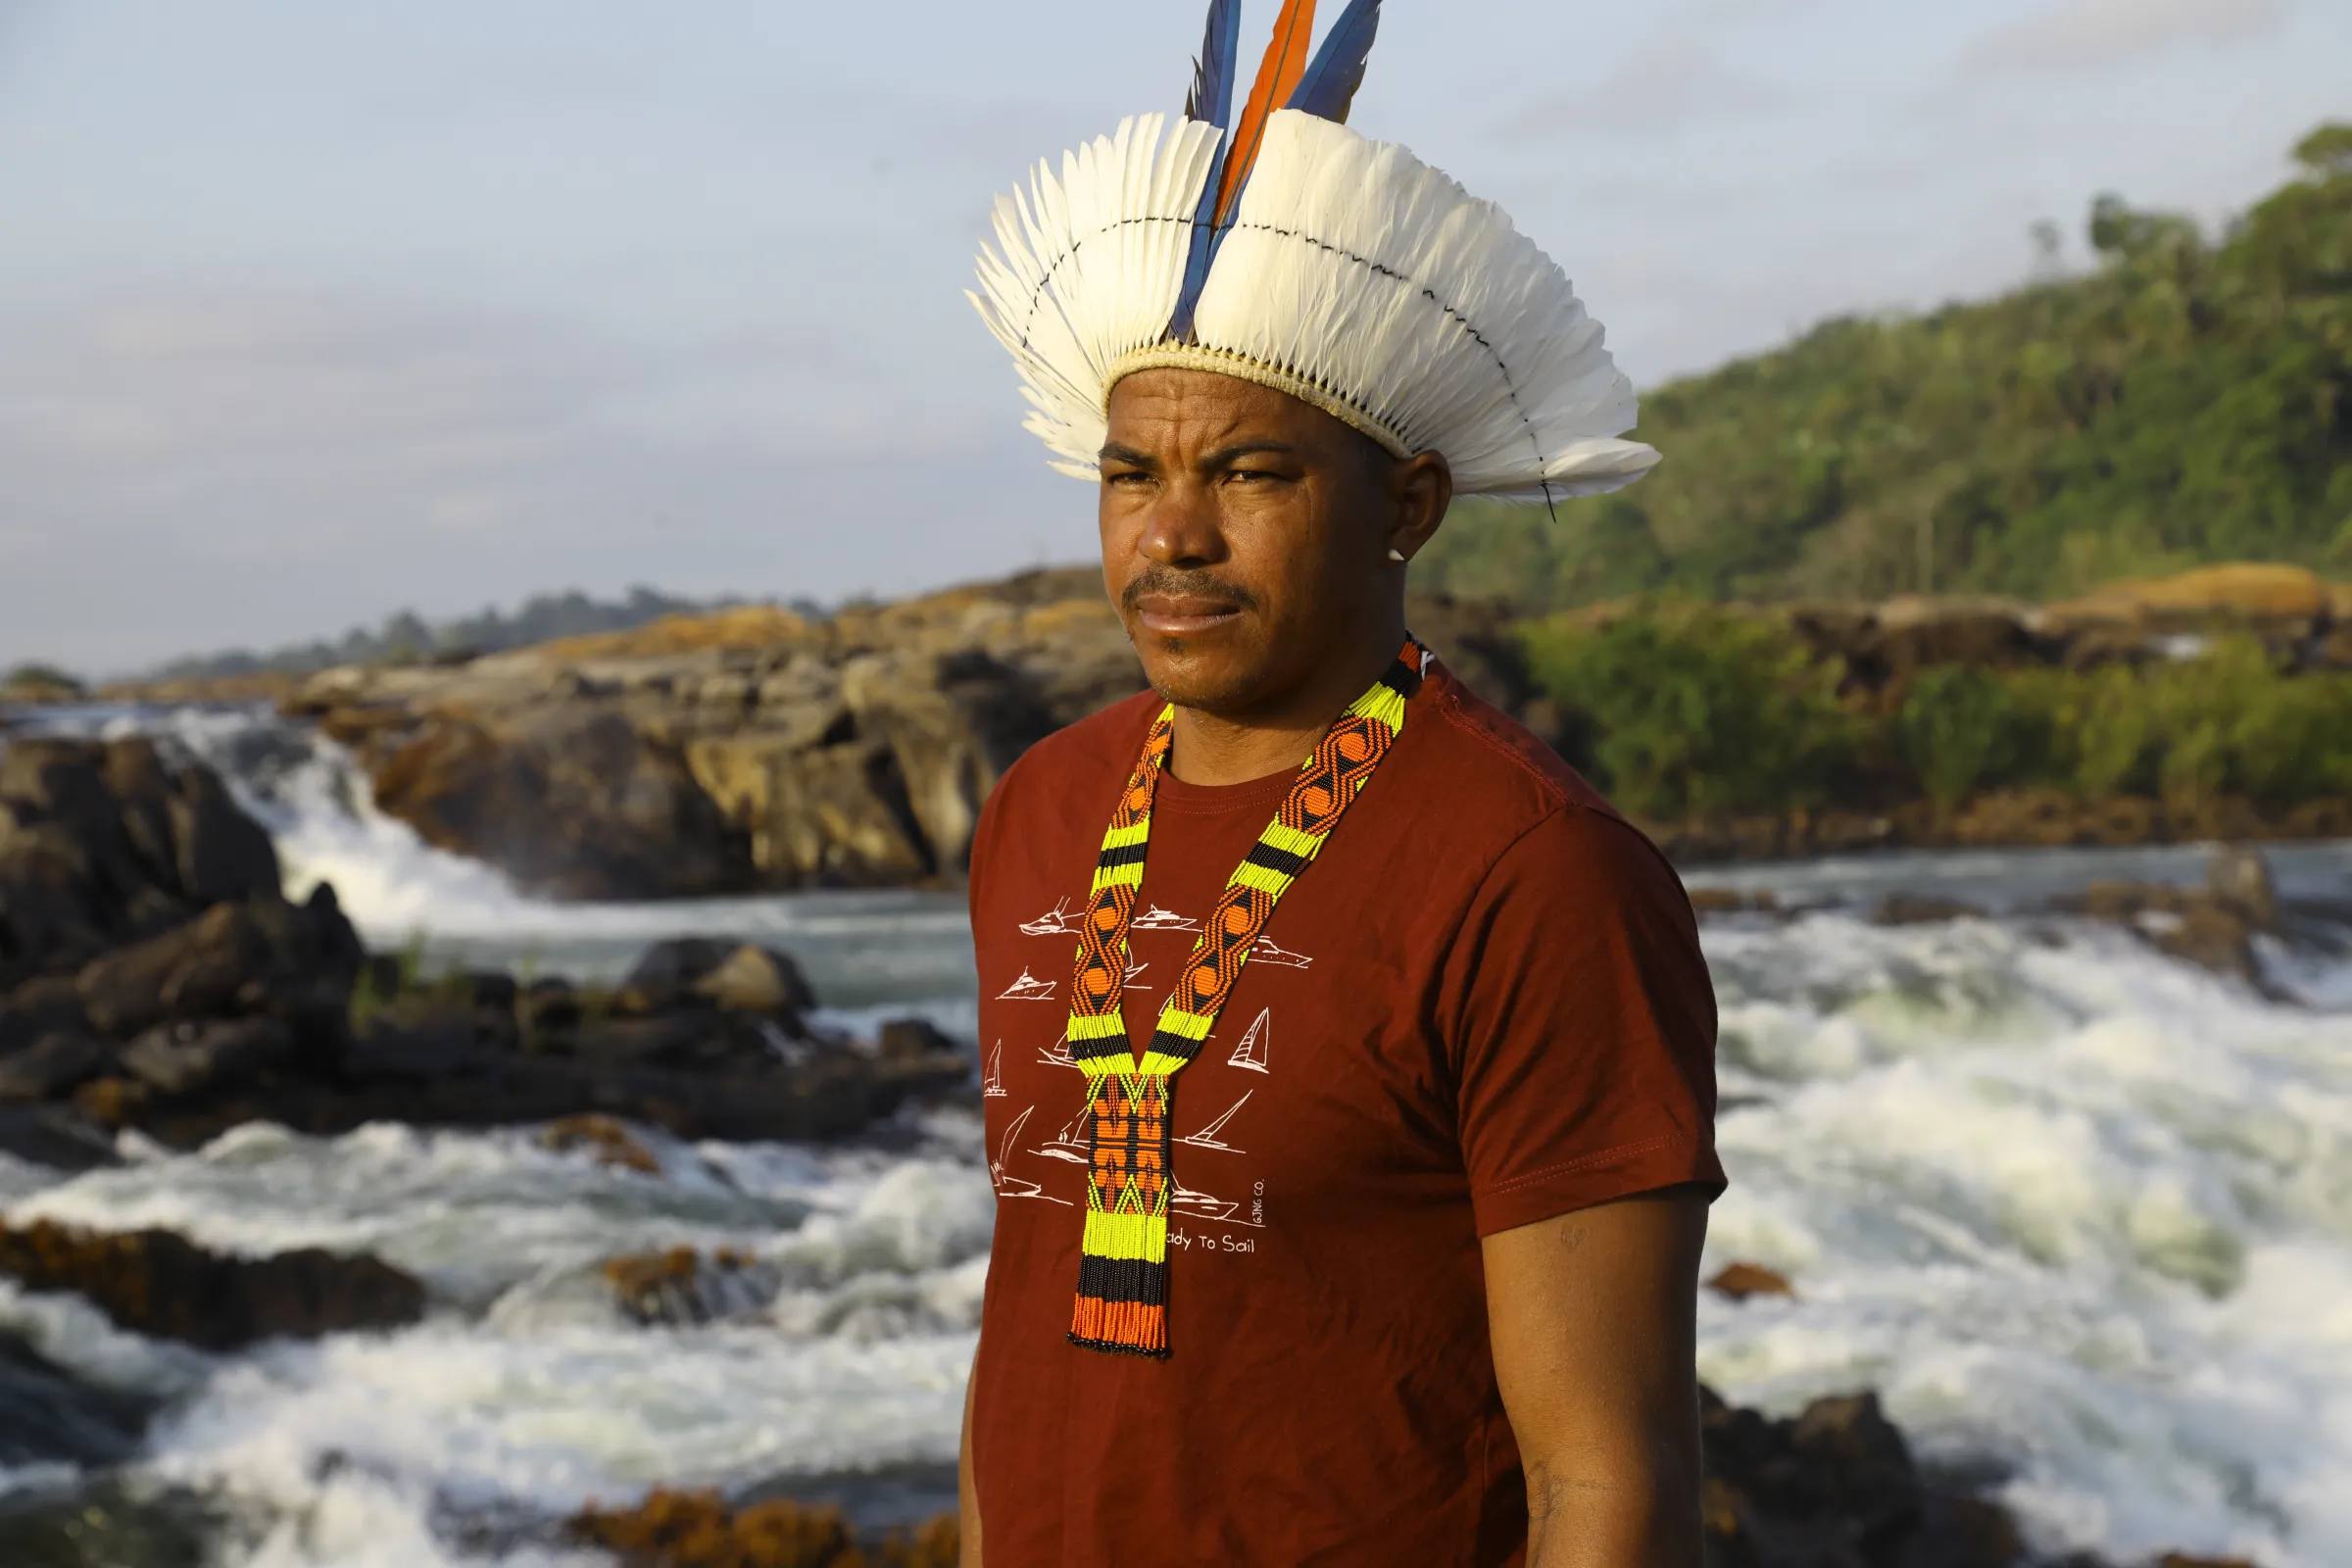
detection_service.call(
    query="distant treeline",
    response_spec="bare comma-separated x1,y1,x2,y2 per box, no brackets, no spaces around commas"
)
1417,122,2352,612
143,587,745,682
1526,604,2352,824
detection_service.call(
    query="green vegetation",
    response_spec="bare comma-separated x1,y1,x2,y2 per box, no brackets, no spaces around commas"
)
0,662,84,699
1417,123,2352,612
1523,608,2352,822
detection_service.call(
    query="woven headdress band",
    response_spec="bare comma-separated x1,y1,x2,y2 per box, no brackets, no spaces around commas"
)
969,0,1662,506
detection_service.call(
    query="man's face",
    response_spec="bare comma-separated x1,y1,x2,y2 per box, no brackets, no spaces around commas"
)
1099,368,1402,716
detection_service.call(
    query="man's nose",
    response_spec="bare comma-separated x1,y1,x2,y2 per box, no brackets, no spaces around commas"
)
1140,476,1227,567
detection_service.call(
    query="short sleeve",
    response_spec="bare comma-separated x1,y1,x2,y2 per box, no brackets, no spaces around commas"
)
1439,806,1725,1237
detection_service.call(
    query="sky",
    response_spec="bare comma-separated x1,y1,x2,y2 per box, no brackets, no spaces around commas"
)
2,0,2347,674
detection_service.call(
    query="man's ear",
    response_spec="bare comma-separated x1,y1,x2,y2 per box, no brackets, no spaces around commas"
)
1383,452,1453,566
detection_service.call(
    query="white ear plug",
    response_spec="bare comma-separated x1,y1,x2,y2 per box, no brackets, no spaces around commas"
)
1388,548,1407,563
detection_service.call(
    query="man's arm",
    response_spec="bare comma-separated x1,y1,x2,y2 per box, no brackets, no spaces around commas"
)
957,1352,983,1566
1482,1186,1711,1568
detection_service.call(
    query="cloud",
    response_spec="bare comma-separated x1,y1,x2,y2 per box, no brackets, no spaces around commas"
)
1968,0,2290,74
1500,39,1784,137
0,289,1062,675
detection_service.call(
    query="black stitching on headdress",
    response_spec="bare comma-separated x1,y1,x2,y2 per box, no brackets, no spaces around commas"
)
1011,211,1568,500
1011,216,1190,353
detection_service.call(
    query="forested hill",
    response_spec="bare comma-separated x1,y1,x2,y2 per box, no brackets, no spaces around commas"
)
1415,122,2352,612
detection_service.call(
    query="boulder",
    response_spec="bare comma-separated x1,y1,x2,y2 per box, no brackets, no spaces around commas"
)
598,1246,778,1327
119,1016,294,1099
569,1489,958,1568
0,1218,425,1349
694,944,816,1022
876,1017,960,1063
0,975,90,1056
0,1033,111,1102
0,1331,156,1468
74,903,270,1037
1700,1387,2021,1568
538,1113,661,1174
1707,1262,1796,1302
165,762,280,906
617,938,739,1014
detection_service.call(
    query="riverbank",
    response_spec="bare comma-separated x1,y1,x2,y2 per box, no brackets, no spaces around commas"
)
21,562,2335,904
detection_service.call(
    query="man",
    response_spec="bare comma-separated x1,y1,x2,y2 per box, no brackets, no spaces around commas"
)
958,4,1722,1563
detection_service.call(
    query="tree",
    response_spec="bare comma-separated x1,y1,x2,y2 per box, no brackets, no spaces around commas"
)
2294,122,2352,179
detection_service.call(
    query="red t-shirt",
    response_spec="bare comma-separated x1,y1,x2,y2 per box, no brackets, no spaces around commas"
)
966,659,1722,1568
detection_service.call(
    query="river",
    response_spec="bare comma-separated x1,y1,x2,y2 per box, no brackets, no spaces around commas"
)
4,703,2350,1566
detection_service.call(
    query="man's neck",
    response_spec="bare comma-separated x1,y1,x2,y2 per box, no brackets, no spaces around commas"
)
1163,625,1406,787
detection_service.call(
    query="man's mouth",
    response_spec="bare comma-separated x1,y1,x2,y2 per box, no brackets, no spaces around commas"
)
1131,594,1245,637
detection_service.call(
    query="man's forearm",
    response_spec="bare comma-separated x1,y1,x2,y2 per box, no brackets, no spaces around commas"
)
1524,1435,1703,1567
958,1356,983,1566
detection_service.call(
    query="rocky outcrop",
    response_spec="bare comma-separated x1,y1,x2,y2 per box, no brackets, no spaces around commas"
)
0,1219,424,1350
279,569,1551,901
598,1247,778,1328
1701,1388,2022,1567
570,1489,958,1568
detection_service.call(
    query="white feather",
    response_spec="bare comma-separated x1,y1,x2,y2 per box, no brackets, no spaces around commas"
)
968,114,1224,476
972,109,1659,502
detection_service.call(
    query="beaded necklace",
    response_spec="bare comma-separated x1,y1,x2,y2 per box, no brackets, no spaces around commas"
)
1065,637,1426,1356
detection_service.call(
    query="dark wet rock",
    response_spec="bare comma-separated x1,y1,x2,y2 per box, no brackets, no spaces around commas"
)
538,1113,662,1173
0,1034,112,1102
1708,1262,1796,1302
0,1332,157,1468
0,1477,223,1568
163,762,279,906
0,1218,425,1351
0,976,91,1058
1700,1387,2022,1567
0,1106,120,1172
1871,894,1987,927
599,1246,778,1327
876,1017,959,1063
694,944,816,1020
119,1016,294,1099
74,903,270,1038
2050,850,2288,984
569,1488,958,1568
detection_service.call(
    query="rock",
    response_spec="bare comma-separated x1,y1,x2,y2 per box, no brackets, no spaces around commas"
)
2156,1557,2258,1568
569,1489,958,1568
876,1017,960,1064
616,938,738,1014
1870,894,1986,926
1699,1386,2021,1568
119,1016,294,1099
695,944,817,1022
599,1246,778,1327
1707,1262,1796,1302
2204,846,2279,929
74,903,269,1037
2054,882,2265,983
0,1331,156,1468
0,1218,425,1350
165,762,280,906
539,1113,662,1174
0,1033,111,1102
0,975,90,1056
0,1105,120,1171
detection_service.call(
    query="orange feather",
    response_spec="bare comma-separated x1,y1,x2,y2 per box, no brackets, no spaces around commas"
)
1213,0,1317,223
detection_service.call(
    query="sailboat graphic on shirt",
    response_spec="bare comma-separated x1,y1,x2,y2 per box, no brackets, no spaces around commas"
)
1132,905,1201,932
1171,1180,1242,1222
997,968,1057,1002
1037,1033,1079,1069
1035,1107,1094,1164
1019,898,1080,937
1176,1090,1251,1154
1250,936,1312,970
1227,1007,1271,1073
982,1043,1006,1098
991,1107,1067,1204
1123,957,1151,991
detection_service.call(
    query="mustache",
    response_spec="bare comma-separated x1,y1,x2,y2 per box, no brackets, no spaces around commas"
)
1120,566,1260,613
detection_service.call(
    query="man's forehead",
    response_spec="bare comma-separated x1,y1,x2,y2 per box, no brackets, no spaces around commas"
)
1106,368,1336,446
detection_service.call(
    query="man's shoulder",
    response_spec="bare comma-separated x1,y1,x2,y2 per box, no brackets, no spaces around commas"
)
997,689,1161,803
1411,660,1622,832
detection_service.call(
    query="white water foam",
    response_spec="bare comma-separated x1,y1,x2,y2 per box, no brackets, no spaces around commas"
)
1697,910,2352,1565
12,703,2352,1562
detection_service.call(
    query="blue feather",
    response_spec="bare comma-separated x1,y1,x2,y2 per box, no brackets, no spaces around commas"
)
1183,0,1244,127
1169,0,1245,340
1286,0,1381,123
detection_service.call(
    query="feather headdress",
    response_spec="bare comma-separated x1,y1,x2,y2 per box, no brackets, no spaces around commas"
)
969,0,1658,503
